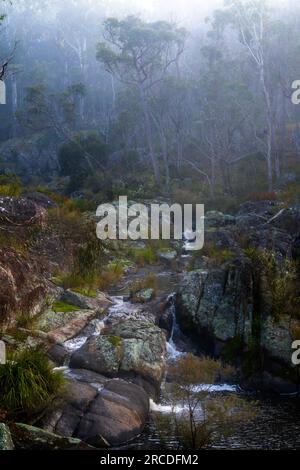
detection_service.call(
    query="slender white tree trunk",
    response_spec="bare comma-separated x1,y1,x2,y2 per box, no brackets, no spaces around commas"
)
139,84,161,184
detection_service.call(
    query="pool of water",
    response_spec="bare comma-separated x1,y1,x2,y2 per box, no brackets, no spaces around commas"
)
124,394,300,450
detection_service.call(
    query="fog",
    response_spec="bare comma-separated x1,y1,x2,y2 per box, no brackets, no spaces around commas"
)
1,0,300,195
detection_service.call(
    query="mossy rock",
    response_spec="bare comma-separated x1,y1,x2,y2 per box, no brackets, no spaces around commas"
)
70,335,124,376
10,423,93,450
0,423,14,450
133,288,154,303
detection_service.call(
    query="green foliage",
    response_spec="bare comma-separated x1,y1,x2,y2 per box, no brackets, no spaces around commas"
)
0,349,64,418
48,204,105,290
0,174,22,197
16,311,38,330
97,16,186,82
59,83,86,124
66,198,96,213
281,182,300,205
58,131,107,179
261,251,299,319
72,287,97,298
127,246,156,266
52,301,81,313
129,273,158,299
246,249,300,320
0,230,28,254
107,335,122,348
34,187,67,206
189,242,235,270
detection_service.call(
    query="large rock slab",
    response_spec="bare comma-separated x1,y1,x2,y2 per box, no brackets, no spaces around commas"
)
43,373,149,448
76,378,149,447
177,259,253,352
0,249,57,329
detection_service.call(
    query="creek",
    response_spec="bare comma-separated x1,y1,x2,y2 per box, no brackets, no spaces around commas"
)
58,257,300,450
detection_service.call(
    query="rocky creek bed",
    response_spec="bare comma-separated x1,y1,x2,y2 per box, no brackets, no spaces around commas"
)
1,198,300,449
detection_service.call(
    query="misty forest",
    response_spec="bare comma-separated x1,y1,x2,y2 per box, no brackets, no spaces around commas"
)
0,0,300,451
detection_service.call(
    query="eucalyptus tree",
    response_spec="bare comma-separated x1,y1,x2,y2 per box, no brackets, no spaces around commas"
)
222,0,276,190
96,16,187,184
190,35,259,197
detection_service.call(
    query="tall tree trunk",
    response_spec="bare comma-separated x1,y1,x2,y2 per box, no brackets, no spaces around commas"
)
11,75,18,138
260,66,273,191
139,84,161,184
160,129,170,190
210,152,216,199
176,132,183,172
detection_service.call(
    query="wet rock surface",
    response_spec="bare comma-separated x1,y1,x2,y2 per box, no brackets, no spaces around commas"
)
76,379,149,447
43,373,149,447
0,423,14,450
177,201,300,393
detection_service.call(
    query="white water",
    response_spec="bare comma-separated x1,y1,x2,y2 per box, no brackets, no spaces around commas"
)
155,293,240,417
192,384,239,393
150,384,239,416
150,399,188,414
64,336,88,352
63,318,106,353
166,293,184,361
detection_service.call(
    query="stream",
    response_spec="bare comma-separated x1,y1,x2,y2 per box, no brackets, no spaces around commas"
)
58,262,300,450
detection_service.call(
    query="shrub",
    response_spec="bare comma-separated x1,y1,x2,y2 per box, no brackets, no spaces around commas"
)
0,174,22,197
248,250,300,320
281,182,300,205
154,354,255,449
127,246,156,266
0,349,64,418
106,260,125,278
129,273,158,299
49,207,105,290
189,242,235,270
245,191,277,202
0,231,28,254
58,131,107,178
16,311,38,330
72,287,97,298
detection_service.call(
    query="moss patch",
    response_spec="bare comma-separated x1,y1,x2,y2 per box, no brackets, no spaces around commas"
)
107,335,122,348
72,287,97,298
52,301,81,313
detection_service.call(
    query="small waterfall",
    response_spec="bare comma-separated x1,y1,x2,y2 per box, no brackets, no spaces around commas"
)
62,318,106,364
166,293,183,361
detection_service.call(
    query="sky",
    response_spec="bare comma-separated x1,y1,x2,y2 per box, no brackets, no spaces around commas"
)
132,0,223,22
121,0,292,25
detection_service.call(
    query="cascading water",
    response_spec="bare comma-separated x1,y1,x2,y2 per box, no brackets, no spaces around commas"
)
166,293,184,361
